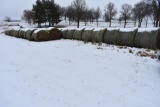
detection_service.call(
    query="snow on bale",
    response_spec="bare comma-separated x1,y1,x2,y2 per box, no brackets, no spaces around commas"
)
91,28,107,43
135,28,160,49
117,28,138,47
48,28,62,40
65,28,75,39
103,28,119,44
82,28,94,42
32,29,49,41
72,28,85,40
26,29,36,41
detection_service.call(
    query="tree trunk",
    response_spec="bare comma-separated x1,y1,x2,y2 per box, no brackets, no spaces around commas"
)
156,9,159,27
124,19,126,28
96,19,98,27
109,19,111,27
134,20,136,27
77,19,80,28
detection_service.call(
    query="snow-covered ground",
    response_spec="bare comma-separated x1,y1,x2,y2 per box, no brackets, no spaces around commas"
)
0,21,160,107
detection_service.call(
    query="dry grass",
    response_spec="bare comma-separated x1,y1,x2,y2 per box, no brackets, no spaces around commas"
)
136,49,158,59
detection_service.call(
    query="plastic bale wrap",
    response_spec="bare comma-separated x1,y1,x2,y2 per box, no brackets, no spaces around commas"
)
32,30,49,41
65,28,75,39
82,28,94,42
48,28,62,40
73,28,85,40
135,28,160,49
26,29,36,41
91,28,107,43
103,28,119,44
61,29,68,39
117,28,138,47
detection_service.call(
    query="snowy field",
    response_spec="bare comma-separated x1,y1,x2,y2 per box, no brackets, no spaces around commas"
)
0,21,160,107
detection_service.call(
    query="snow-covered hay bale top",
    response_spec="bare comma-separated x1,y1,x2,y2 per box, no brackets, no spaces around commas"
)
72,28,85,40
31,29,49,41
26,29,36,40
4,27,160,49
81,28,94,42
48,28,62,40
117,28,138,47
91,28,107,43
135,28,160,49
103,28,119,44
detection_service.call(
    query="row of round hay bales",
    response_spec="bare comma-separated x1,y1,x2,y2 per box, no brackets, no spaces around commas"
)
59,27,160,49
4,27,160,49
4,28,62,42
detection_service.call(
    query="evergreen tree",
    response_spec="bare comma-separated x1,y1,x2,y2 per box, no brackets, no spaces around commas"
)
32,0,45,27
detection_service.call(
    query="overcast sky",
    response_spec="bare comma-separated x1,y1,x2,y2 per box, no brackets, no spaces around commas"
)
0,0,140,20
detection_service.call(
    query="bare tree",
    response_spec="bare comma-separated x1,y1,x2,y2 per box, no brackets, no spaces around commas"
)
104,2,117,27
120,4,132,28
131,8,138,27
22,10,33,26
66,5,75,25
88,8,95,24
94,7,101,27
4,16,11,22
132,1,147,27
71,0,87,28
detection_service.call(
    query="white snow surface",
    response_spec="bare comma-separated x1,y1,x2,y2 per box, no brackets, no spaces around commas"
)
93,28,106,31
107,28,120,31
138,28,159,32
0,32,160,107
120,28,138,32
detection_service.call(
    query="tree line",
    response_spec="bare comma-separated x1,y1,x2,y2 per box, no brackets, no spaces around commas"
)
22,0,160,28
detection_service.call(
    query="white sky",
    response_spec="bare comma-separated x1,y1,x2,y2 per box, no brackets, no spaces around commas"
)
0,0,140,20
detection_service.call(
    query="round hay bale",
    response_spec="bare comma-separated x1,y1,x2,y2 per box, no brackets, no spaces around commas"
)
26,29,36,41
15,30,20,38
65,28,75,39
18,29,26,38
5,30,9,35
48,28,62,40
9,30,14,36
91,28,107,43
103,28,119,44
82,28,94,42
32,30,49,41
72,28,85,40
117,28,138,47
135,28,160,49
12,30,16,37
61,29,68,39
